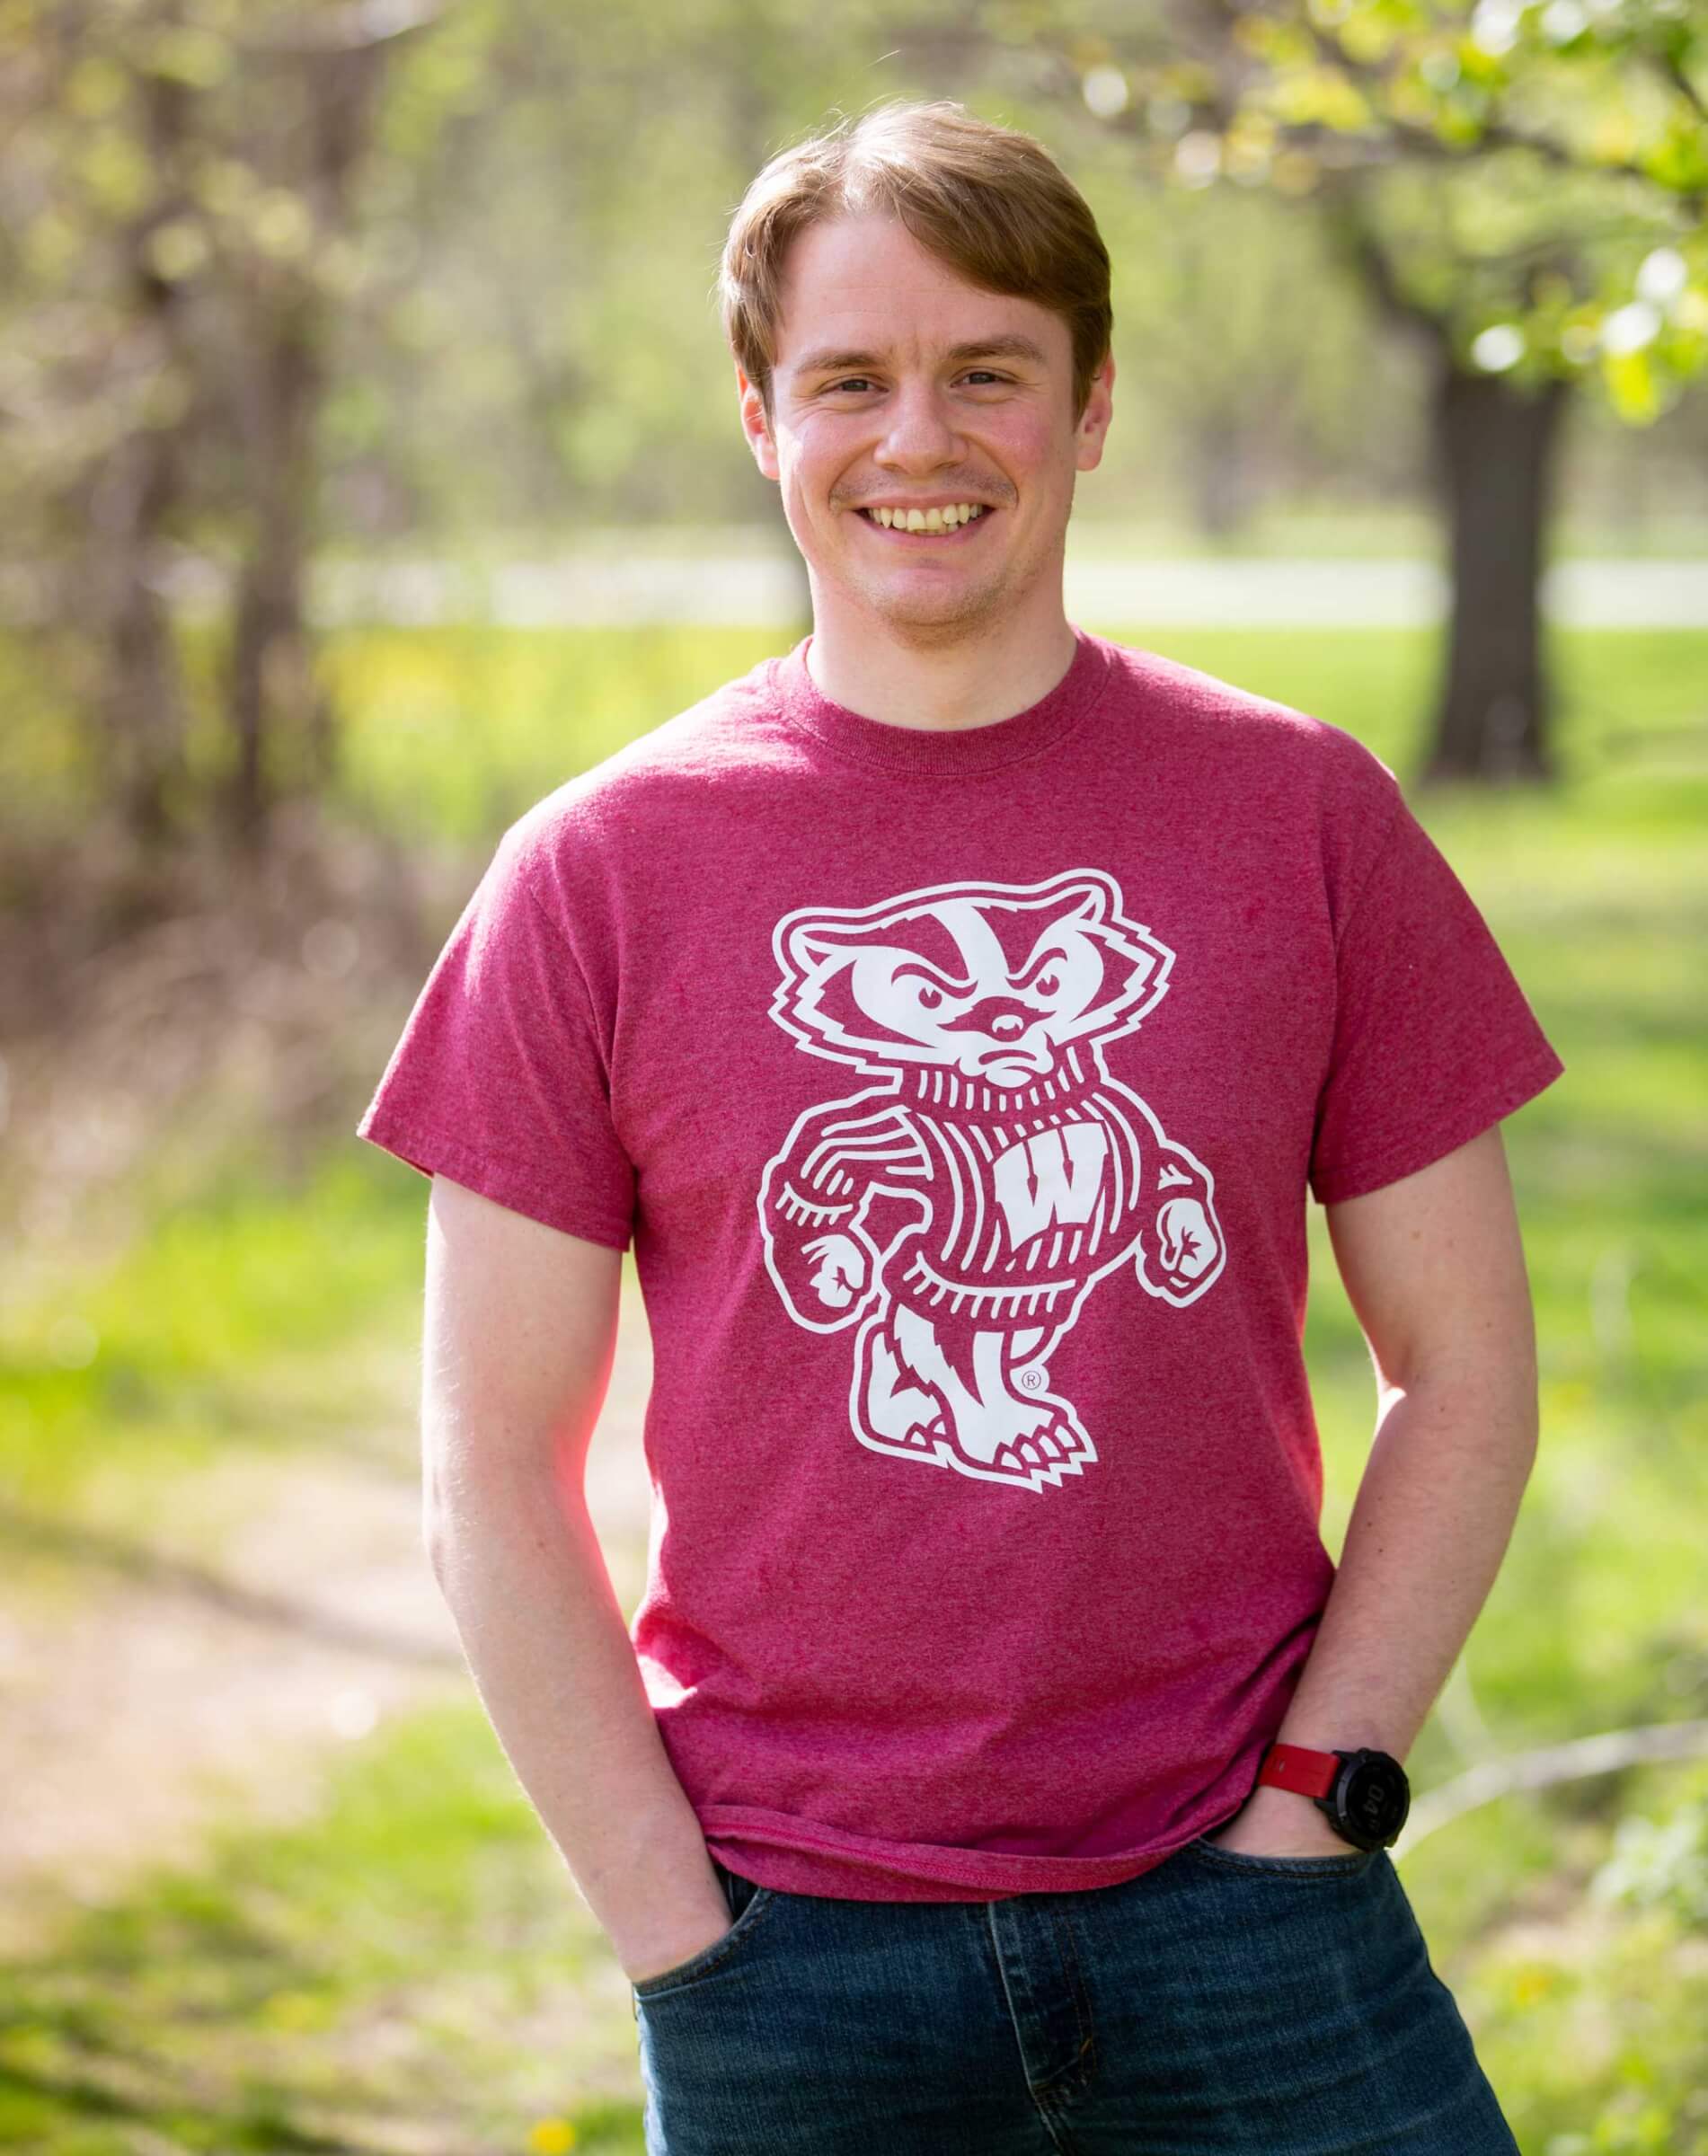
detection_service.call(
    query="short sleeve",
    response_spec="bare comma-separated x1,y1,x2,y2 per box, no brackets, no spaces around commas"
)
1308,791,1564,1206
356,834,636,1249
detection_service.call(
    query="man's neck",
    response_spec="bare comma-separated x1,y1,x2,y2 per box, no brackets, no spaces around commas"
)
802,589,1079,734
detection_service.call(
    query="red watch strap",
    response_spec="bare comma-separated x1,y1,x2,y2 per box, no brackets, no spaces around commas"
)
1257,1743,1341,1800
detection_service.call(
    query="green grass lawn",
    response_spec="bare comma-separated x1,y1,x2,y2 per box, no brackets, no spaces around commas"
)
0,1153,427,1522
2,622,1704,2152
0,1699,650,2156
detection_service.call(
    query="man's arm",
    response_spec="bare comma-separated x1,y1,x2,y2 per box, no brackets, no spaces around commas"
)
421,1172,731,1981
1209,1125,1541,1854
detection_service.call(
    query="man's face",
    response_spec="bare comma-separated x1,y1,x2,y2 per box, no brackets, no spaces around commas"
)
736,213,1114,643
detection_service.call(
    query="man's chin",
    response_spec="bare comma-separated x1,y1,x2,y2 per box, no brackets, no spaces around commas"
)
849,570,1008,641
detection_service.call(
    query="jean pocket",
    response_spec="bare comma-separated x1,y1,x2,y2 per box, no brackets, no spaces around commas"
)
1186,1833,1378,1877
629,1873,778,2001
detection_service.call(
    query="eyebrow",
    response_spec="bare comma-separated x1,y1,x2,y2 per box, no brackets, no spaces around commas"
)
789,336,1052,378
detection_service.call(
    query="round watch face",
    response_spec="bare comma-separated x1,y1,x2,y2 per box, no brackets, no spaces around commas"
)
1337,1753,1411,1844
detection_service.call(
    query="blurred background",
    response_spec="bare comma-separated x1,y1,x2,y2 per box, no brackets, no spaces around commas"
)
1,2,1705,2150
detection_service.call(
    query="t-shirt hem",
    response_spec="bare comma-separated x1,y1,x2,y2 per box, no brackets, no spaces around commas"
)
1309,1045,1564,1206
695,1801,1239,1902
354,1111,633,1250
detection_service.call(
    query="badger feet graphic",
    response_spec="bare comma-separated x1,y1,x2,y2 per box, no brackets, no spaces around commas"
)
851,1303,1096,1491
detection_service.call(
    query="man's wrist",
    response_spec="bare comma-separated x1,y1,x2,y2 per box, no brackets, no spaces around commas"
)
1240,1783,1339,1823
1271,1718,1409,1758
607,1862,733,1983
1254,1740,1412,1850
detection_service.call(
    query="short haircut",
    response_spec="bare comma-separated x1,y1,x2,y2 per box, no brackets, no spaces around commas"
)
719,99,1113,424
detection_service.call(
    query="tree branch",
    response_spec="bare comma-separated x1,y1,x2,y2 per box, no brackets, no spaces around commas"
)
1395,1717,1708,1858
1659,48,1708,129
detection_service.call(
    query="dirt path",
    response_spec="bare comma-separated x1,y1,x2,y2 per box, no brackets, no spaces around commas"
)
0,1273,656,1957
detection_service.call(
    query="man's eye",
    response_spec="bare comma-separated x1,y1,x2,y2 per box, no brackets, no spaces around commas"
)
828,378,873,393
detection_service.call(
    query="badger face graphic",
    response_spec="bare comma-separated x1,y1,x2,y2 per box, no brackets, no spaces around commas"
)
757,872,1226,1495
774,882,1171,1090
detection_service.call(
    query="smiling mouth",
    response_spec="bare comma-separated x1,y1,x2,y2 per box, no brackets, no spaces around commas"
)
855,505,993,538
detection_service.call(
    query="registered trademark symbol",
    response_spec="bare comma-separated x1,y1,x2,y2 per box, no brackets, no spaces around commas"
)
1016,1367,1045,1392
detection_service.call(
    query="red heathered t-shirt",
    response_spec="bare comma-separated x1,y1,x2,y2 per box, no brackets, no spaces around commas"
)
357,626,1565,1903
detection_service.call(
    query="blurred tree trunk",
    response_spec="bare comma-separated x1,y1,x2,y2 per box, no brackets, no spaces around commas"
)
1323,199,1574,787
10,0,442,855
87,59,198,848
225,285,334,837
222,23,396,841
88,366,189,848
1425,364,1571,784
1187,417,1257,542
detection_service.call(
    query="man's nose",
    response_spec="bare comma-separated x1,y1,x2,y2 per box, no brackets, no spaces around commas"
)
872,381,961,469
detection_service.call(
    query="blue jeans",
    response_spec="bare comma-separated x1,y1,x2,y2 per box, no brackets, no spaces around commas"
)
630,1837,1521,2154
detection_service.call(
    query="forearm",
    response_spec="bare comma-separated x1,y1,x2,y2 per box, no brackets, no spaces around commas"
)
429,1480,726,1972
1277,1367,1539,1763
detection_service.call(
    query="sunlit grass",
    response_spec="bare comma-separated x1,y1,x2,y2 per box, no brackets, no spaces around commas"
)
312,623,784,844
0,1697,649,2154
0,1150,429,1523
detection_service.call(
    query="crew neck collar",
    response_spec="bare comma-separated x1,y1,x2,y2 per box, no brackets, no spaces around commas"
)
767,624,1112,780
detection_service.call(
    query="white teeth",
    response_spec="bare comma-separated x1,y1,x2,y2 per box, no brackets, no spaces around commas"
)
865,502,986,530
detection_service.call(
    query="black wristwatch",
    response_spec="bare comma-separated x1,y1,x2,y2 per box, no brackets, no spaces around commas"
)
1256,1742,1411,1851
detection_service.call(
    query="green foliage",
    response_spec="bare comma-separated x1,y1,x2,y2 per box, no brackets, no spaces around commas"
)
1056,0,1708,418
1591,1772,1708,1927
7,0,1708,853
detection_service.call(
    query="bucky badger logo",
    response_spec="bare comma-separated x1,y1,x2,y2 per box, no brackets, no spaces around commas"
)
757,871,1225,1493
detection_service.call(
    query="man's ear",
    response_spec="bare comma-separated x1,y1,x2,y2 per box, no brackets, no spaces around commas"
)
736,362,780,482
1074,351,1116,474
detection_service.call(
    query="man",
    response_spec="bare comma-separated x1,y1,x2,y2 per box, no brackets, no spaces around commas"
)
359,98,1562,2154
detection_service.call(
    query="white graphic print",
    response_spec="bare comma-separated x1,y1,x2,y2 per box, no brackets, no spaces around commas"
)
756,871,1226,1492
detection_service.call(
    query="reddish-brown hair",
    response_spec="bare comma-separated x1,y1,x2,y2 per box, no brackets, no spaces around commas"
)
719,99,1112,423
